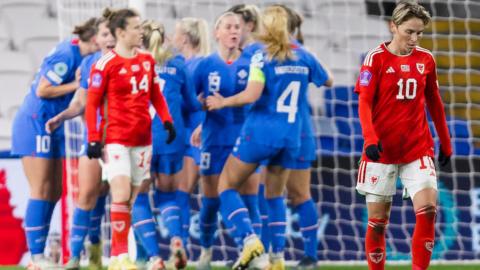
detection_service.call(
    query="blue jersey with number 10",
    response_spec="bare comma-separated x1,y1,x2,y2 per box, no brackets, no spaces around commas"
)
242,46,329,149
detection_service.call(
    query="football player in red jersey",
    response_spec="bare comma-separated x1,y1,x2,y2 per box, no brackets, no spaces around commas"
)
355,2,452,270
85,8,174,270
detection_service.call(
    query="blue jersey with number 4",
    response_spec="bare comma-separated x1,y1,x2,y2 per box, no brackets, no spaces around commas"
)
242,46,329,148
193,52,251,147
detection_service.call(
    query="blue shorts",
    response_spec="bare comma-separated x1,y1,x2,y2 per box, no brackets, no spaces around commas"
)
233,137,300,169
151,153,184,175
289,135,316,170
11,110,65,158
200,145,232,176
184,144,201,166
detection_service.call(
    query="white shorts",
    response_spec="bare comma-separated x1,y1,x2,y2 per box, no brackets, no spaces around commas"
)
104,144,152,186
356,156,437,202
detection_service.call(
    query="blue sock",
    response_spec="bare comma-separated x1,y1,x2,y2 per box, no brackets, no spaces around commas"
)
70,207,91,259
25,199,52,255
134,230,148,261
154,190,182,238
221,209,243,248
267,197,287,253
219,189,253,242
44,201,56,239
132,193,160,258
199,197,220,248
89,195,106,244
176,190,190,247
258,184,270,251
241,194,261,236
296,200,319,260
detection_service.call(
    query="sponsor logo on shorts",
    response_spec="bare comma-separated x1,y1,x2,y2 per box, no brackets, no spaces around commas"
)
369,252,384,264
425,241,434,252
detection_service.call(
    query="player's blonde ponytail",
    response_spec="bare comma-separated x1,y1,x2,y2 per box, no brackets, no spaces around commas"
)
142,20,173,66
257,6,293,62
179,17,211,56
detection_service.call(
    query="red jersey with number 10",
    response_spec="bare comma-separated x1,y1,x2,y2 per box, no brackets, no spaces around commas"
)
86,49,172,146
355,43,452,164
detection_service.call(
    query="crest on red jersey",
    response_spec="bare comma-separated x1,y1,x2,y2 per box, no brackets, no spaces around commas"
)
369,252,384,264
143,61,151,71
417,63,425,74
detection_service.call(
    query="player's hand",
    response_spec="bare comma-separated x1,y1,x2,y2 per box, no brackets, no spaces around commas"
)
365,142,383,162
45,115,63,134
190,124,202,147
164,121,176,144
87,142,103,159
206,92,225,110
438,146,451,167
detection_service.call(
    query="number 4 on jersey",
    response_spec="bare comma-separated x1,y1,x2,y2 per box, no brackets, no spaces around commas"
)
277,81,300,123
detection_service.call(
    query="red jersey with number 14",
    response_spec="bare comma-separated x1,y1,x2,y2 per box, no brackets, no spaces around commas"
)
86,49,172,146
355,43,451,164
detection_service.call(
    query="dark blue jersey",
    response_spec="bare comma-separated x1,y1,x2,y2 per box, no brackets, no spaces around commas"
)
241,46,329,148
19,39,85,118
152,55,201,154
193,52,251,147
79,51,102,90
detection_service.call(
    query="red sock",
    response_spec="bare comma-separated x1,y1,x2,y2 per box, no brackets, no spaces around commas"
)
365,218,387,270
412,206,436,270
110,202,131,257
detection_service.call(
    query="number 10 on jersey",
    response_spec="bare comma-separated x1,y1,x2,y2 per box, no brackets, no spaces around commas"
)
396,78,417,100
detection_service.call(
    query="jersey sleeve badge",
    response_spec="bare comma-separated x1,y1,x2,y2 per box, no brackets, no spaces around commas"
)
359,70,372,86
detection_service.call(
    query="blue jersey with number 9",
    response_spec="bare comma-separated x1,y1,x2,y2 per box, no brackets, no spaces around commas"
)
241,46,329,149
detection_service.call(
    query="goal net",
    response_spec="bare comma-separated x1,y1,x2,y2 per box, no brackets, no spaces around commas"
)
58,0,480,264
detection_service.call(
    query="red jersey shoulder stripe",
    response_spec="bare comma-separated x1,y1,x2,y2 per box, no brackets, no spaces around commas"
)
363,46,384,67
415,46,434,57
95,51,116,71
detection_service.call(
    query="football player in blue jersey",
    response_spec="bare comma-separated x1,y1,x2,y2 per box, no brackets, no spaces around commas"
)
11,18,100,270
172,17,211,251
190,12,261,269
44,16,115,270
130,20,202,270
274,5,334,269
205,6,331,270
